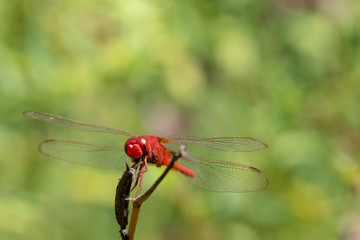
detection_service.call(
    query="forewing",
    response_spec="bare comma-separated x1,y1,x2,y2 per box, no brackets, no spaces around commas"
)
39,140,128,169
163,136,268,152
177,155,269,192
24,110,136,137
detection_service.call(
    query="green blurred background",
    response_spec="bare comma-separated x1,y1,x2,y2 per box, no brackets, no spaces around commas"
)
1,0,360,239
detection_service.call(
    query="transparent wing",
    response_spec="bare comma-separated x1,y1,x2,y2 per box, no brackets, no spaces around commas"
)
39,140,128,169
177,155,268,192
24,110,137,137
162,136,268,152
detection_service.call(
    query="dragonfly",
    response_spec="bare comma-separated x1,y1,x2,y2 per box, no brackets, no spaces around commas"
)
23,110,269,193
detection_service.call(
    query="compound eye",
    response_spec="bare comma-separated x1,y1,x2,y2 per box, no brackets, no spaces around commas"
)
126,144,143,159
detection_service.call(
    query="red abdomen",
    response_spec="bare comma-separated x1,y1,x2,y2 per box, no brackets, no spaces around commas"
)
172,162,195,177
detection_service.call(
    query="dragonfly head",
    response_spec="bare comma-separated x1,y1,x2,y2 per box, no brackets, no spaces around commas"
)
125,137,151,160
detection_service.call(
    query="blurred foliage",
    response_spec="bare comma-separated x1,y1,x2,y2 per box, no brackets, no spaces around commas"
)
1,0,360,239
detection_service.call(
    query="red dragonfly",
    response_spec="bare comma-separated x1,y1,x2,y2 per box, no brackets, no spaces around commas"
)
24,110,269,193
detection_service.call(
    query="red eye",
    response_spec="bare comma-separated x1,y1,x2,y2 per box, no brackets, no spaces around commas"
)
124,138,144,160
126,144,143,159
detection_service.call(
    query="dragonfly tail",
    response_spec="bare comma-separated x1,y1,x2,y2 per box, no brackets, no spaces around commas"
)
172,163,195,178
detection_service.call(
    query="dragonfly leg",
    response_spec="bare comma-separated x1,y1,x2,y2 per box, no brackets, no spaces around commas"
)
138,156,149,173
130,157,148,196
130,162,143,192
135,164,146,197
130,177,139,192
